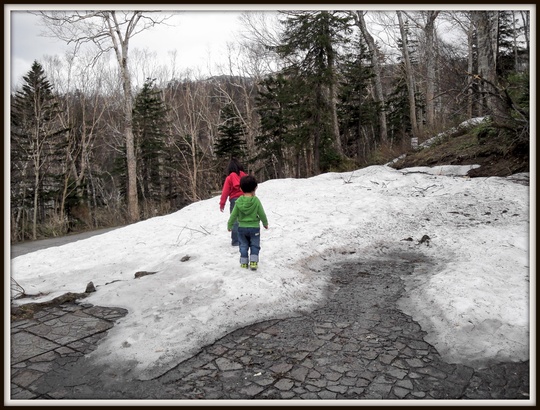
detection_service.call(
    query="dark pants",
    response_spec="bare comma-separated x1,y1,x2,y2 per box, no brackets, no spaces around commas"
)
229,198,239,245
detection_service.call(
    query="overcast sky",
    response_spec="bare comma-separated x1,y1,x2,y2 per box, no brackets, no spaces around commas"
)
7,4,531,91
7,8,250,88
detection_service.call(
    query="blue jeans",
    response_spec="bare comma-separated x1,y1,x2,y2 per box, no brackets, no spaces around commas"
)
237,227,261,264
229,198,239,246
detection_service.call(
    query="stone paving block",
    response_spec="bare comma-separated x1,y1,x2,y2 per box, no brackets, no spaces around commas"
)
270,362,293,374
215,357,243,371
27,312,113,345
327,384,348,394
396,378,414,390
184,369,214,381
11,368,46,388
28,350,58,363
393,386,410,398
252,375,274,387
240,384,265,396
301,392,319,399
289,366,309,382
324,371,342,382
10,384,38,400
368,382,393,396
84,306,128,321
405,357,425,368
307,378,327,388
11,319,37,330
282,391,297,399
415,365,450,379
274,378,294,391
11,331,61,364
27,361,54,373
54,346,79,356
342,343,359,352
387,366,408,379
318,390,337,399
289,351,310,361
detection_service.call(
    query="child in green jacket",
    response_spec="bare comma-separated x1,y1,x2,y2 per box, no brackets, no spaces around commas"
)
227,175,268,270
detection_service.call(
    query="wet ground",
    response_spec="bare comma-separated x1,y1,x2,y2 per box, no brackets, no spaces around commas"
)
9,255,530,402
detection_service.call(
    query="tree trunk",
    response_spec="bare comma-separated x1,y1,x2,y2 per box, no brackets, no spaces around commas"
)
512,11,519,71
467,20,475,118
313,85,322,175
424,11,439,130
31,123,42,240
396,11,420,138
32,158,39,240
520,10,530,67
106,14,140,222
325,47,343,156
472,11,506,122
355,11,388,143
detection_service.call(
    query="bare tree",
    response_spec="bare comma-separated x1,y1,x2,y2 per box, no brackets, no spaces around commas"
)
36,10,171,223
442,11,477,118
470,11,506,121
421,11,440,130
398,10,441,132
353,11,388,143
466,17,476,118
396,11,420,138
11,61,65,239
48,51,109,227
164,70,221,204
238,11,283,76
519,10,530,64
168,80,207,202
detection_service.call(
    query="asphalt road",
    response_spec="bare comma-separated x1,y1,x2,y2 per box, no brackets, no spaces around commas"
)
10,228,118,259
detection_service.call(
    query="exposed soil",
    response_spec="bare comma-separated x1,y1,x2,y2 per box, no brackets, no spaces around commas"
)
389,130,530,178
11,291,89,321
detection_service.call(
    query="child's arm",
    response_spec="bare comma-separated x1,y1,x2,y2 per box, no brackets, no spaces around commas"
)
219,177,232,211
257,200,269,229
227,204,239,231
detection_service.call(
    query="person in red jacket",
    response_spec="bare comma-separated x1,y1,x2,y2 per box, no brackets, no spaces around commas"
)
219,158,247,246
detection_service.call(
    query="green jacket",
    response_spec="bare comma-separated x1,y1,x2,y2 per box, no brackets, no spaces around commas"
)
228,195,268,230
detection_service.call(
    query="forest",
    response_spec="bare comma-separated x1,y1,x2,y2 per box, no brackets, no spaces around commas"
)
9,10,530,242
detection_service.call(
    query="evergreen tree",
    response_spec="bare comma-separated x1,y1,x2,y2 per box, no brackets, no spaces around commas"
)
255,73,306,179
11,60,66,240
254,75,288,179
132,78,169,207
385,71,411,143
275,10,353,173
497,11,528,76
214,102,247,161
337,34,378,163
255,66,324,178
491,12,529,156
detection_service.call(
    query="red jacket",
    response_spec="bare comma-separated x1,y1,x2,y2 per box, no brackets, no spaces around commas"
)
219,171,247,210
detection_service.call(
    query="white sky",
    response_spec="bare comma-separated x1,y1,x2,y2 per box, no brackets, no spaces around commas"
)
9,129,533,388
7,8,250,88
6,4,534,90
